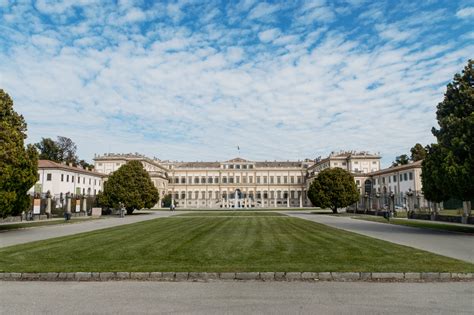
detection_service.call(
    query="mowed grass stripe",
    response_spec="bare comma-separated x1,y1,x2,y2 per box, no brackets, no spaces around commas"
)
174,211,286,216
1,216,473,273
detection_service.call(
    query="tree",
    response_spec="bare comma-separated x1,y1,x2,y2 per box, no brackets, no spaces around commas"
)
424,60,474,201
410,143,427,162
99,160,159,214
0,89,38,218
162,194,172,207
421,144,450,203
35,137,61,161
78,159,94,170
391,154,410,167
56,136,78,165
307,168,359,213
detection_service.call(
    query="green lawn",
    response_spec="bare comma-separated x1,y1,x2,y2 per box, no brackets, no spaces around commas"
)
174,211,286,217
1,212,473,273
352,216,474,234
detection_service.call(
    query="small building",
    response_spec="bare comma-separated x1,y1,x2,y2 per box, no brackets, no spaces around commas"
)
29,160,105,197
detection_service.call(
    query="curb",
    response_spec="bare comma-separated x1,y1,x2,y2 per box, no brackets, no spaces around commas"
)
0,272,473,282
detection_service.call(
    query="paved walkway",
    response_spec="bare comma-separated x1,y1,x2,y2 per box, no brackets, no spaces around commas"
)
283,212,474,263
0,211,183,248
1,282,472,314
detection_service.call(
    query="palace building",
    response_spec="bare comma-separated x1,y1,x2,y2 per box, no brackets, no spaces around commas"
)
93,151,386,208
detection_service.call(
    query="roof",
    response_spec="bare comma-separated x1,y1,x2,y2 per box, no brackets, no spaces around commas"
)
368,160,423,176
38,160,106,177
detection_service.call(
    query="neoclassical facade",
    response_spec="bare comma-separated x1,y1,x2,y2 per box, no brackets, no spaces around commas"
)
94,151,427,209
94,154,315,208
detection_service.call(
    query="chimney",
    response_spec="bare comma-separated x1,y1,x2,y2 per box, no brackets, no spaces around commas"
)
68,162,73,167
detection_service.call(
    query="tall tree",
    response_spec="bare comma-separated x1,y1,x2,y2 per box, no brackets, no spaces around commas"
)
391,154,410,167
307,168,359,213
0,89,38,217
426,60,474,201
35,137,61,161
99,160,159,214
56,136,78,165
410,143,427,162
421,144,450,203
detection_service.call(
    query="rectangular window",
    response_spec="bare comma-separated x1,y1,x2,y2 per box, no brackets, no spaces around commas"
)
89,178,91,184
276,176,281,184
201,191,205,199
188,192,192,199
388,176,391,183
242,176,247,184
215,191,219,199
393,175,397,182
229,177,234,184
83,178,85,184
270,176,274,184
263,176,268,184
249,176,253,184
236,176,240,184
214,177,219,184
409,172,413,180
256,176,261,184
181,177,186,184
404,173,408,181
236,165,240,169
66,175,69,182
291,191,295,198
194,177,199,184
297,176,301,184
72,176,74,183
174,178,179,184
283,176,288,184
400,174,403,181
208,177,213,184
78,176,80,183
46,173,52,181
290,176,294,184
201,177,206,184
194,191,199,199
222,177,227,184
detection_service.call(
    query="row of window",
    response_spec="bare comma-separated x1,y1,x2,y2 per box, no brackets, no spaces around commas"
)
223,164,254,169
376,172,413,185
170,190,303,200
170,175,303,185
53,173,102,186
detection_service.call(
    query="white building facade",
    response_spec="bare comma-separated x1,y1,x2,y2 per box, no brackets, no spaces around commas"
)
29,160,105,197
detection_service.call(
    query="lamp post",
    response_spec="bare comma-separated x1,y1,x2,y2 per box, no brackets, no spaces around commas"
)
375,192,381,215
364,192,369,213
389,191,395,222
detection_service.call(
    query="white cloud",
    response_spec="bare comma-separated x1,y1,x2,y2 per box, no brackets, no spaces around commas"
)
456,7,474,18
0,1,471,166
258,28,280,43
248,2,280,20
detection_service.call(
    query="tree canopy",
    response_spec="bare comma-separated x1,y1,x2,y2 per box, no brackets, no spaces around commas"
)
35,136,93,169
410,143,427,162
0,89,38,218
391,154,410,167
307,168,359,213
99,160,159,214
422,60,474,201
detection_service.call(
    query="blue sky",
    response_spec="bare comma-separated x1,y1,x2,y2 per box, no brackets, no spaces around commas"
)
0,0,473,166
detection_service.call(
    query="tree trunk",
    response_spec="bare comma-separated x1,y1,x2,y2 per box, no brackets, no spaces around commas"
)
126,208,134,215
332,207,338,214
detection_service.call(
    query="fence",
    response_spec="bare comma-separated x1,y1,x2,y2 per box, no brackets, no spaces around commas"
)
349,190,429,212
27,193,99,218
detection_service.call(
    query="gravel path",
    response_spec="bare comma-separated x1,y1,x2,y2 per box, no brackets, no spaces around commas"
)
0,211,184,248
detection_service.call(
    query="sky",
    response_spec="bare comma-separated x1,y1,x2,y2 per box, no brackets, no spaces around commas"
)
0,0,473,166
